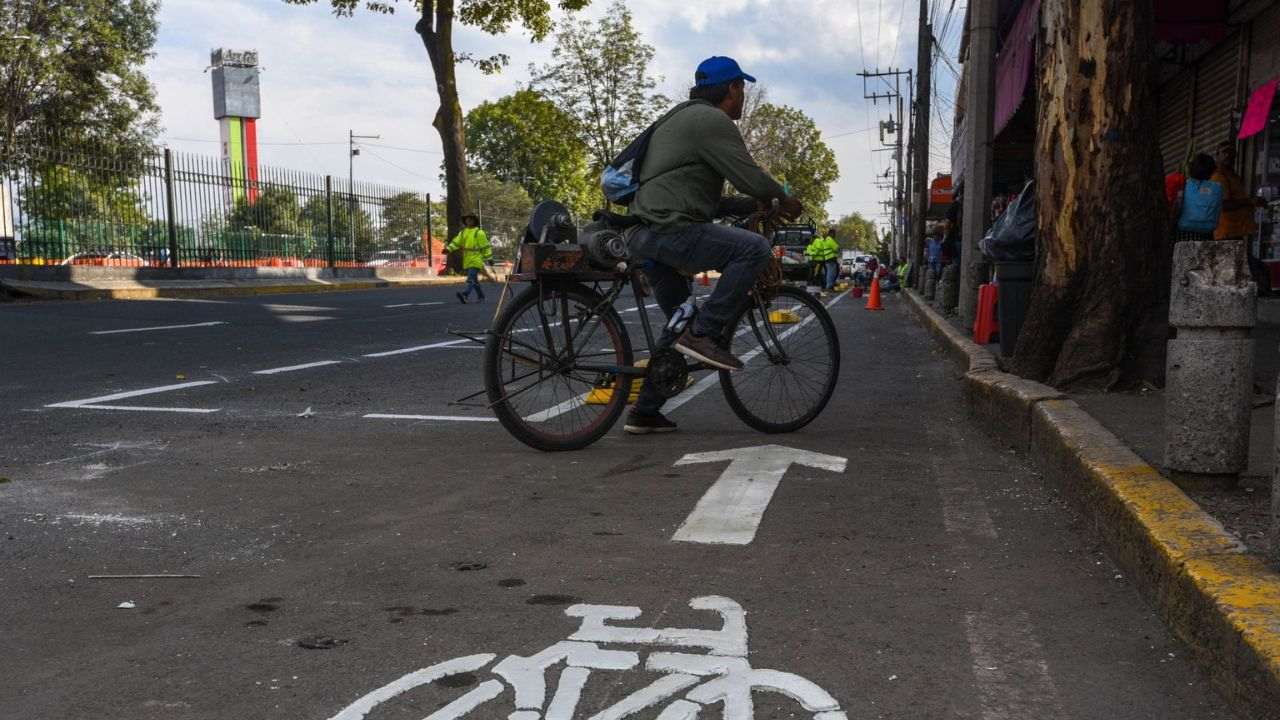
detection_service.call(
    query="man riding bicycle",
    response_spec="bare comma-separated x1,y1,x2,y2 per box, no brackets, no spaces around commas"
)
624,56,803,435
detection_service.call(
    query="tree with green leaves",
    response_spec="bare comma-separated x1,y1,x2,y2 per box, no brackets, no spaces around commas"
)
530,0,668,179
739,103,839,221
465,89,593,217
466,172,532,259
829,212,878,252
283,0,590,254
0,0,160,162
382,191,432,251
300,194,375,261
226,187,309,237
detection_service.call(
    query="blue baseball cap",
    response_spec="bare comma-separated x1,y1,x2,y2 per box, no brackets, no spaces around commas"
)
695,56,756,87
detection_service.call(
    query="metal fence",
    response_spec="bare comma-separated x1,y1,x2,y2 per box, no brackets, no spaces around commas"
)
0,138,438,269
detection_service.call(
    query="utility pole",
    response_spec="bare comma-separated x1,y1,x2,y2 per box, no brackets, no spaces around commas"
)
912,0,933,282
859,68,912,263
959,0,997,326
349,130,380,261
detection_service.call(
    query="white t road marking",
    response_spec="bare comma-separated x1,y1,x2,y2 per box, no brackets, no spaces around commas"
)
673,445,847,545
90,321,227,335
252,360,343,375
45,380,221,414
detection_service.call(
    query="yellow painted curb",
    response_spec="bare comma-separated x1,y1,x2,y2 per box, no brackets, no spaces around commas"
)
902,288,1280,720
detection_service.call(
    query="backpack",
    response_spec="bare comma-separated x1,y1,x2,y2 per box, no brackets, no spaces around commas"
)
601,100,699,206
1178,178,1223,234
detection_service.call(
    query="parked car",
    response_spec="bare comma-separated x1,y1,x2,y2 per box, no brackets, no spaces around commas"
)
366,250,418,267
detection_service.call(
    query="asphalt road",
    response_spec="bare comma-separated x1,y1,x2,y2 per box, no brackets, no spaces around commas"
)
0,283,1235,719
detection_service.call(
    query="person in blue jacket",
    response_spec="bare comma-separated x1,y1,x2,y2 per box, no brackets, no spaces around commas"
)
1176,153,1224,243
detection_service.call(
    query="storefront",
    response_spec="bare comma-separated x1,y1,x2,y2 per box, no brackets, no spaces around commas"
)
1242,1,1280,266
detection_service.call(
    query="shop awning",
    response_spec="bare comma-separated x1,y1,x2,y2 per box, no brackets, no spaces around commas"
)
994,0,1040,137
1239,79,1279,140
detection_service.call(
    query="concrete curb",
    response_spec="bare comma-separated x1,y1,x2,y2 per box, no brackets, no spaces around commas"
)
901,288,1280,720
0,276,468,301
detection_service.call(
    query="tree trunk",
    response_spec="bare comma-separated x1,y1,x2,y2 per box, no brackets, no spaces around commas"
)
1008,0,1169,390
417,1,471,274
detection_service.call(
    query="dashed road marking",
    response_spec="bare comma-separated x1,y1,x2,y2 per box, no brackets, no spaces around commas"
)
363,339,471,357
45,380,221,414
253,360,343,375
385,301,447,308
963,609,1063,720
364,413,498,422
276,315,335,323
90,321,227,335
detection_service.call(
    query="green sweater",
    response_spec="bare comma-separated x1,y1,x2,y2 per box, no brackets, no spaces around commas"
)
631,100,787,232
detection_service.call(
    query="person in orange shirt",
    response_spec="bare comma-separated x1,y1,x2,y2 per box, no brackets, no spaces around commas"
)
1213,141,1265,241
1213,141,1271,293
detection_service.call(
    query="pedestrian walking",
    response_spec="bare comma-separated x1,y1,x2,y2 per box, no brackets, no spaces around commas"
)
1175,153,1223,243
448,214,493,304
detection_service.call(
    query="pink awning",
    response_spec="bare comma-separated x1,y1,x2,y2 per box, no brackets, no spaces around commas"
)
1239,79,1278,140
994,0,1040,137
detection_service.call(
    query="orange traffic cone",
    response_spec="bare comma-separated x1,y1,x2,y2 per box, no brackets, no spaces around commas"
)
700,272,710,287
864,276,884,311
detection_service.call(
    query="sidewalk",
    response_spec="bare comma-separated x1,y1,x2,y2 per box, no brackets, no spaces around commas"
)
901,289,1280,720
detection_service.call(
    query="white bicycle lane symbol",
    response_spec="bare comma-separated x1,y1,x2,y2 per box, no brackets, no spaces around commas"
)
327,596,847,720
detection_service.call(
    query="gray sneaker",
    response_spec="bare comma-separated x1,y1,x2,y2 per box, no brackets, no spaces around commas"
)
674,328,743,371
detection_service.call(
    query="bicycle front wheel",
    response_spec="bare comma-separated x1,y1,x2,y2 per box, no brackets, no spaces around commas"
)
484,282,633,452
720,286,840,433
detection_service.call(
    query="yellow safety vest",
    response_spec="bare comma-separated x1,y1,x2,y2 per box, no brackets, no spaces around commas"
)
447,227,492,270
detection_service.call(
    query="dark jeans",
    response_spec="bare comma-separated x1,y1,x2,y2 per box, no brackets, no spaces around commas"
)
628,222,772,415
462,267,485,300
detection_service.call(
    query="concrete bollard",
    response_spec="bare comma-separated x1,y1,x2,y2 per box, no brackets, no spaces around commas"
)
924,267,937,301
937,263,959,313
1164,239,1256,488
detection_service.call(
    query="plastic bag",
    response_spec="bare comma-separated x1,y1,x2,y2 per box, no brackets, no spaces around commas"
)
980,180,1036,261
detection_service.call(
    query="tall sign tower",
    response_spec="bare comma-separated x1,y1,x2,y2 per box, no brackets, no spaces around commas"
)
210,48,262,203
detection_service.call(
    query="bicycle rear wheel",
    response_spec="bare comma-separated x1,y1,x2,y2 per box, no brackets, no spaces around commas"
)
484,283,633,452
719,286,840,433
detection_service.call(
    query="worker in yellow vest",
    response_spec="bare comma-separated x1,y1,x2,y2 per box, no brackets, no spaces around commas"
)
805,230,840,291
447,214,493,304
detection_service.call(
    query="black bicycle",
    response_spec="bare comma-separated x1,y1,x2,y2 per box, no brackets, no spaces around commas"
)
480,201,841,452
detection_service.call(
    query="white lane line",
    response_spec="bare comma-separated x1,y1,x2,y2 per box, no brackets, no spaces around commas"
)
261,303,336,312
253,360,343,375
523,393,588,423
665,291,848,414
620,303,660,314
90,321,227,335
363,339,470,357
364,414,498,422
46,381,219,409
69,404,221,414
964,609,1063,719
277,315,335,323
385,301,446,308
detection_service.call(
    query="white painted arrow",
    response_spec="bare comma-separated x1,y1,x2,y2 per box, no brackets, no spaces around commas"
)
672,445,847,546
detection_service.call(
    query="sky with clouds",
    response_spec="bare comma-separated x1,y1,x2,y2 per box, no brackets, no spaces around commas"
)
147,0,963,227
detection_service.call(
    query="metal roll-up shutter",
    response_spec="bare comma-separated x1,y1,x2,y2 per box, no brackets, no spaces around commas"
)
1250,3,1280,87
1158,73,1194,173
1191,32,1243,155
